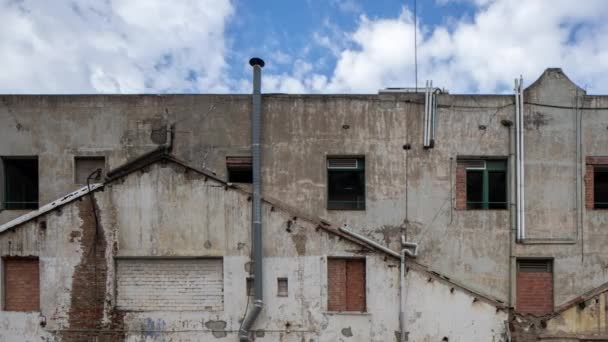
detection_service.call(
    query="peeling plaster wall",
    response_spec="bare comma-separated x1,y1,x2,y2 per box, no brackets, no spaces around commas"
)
0,161,511,341
2,69,608,321
108,162,402,341
405,270,508,342
531,288,608,341
0,163,402,341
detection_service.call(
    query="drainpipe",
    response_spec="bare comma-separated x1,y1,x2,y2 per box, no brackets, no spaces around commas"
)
400,235,418,342
502,118,515,307
519,77,525,241
514,77,525,241
337,226,417,342
239,57,265,342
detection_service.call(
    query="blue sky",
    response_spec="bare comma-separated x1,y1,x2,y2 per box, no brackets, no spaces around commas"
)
1,0,608,94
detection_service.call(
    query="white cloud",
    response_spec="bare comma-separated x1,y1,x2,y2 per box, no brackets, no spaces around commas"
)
3,0,608,94
0,0,233,93
271,0,608,94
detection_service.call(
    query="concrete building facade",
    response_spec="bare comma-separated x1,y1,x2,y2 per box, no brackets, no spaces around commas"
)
0,67,607,341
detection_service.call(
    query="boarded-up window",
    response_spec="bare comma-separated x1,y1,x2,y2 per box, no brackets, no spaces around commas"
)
516,259,553,315
116,258,223,311
74,156,105,184
327,258,366,312
3,257,40,311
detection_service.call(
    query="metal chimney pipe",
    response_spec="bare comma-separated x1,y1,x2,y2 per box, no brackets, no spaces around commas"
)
239,57,265,342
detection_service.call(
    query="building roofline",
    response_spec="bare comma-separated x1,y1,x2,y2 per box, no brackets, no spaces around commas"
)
0,183,103,233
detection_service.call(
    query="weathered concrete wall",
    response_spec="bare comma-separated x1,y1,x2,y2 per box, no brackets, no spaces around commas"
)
510,285,608,341
544,291,608,340
0,162,401,341
2,68,608,317
405,270,508,342
0,160,511,341
512,70,608,309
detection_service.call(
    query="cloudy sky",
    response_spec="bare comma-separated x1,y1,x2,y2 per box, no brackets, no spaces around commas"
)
1,0,607,94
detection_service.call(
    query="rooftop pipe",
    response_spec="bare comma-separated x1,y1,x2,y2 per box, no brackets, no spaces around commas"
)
239,57,265,341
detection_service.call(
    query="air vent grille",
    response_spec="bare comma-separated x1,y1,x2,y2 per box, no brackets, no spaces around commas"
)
461,160,486,170
327,158,359,169
518,260,552,273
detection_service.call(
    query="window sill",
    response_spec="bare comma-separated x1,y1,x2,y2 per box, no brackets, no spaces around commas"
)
462,209,508,211
324,311,369,316
327,208,366,211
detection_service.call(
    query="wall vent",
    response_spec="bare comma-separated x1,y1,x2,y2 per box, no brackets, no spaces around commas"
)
460,160,486,170
518,260,552,273
327,158,359,169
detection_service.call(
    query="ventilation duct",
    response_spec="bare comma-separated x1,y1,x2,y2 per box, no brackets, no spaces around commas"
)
423,81,440,148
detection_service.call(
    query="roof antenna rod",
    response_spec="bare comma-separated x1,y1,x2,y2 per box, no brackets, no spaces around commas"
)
414,0,418,91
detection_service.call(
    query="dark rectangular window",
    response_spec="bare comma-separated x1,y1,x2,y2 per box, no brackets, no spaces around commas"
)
464,159,507,210
466,170,483,209
74,156,105,184
594,167,608,209
226,156,252,184
3,157,38,210
327,157,365,210
488,171,507,209
327,258,366,312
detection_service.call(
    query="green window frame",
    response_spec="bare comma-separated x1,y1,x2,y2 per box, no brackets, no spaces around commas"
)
594,167,608,209
465,159,507,210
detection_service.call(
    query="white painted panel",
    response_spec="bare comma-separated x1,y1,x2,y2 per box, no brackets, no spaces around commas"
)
116,258,223,311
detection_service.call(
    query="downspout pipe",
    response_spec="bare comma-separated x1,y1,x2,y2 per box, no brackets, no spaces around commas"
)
514,77,525,241
502,119,515,307
519,76,526,240
514,78,520,241
426,81,430,147
239,57,265,342
399,235,418,342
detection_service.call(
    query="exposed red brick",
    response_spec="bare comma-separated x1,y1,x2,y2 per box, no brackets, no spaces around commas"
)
60,197,124,341
455,162,467,210
226,156,252,167
584,156,608,210
328,259,346,311
516,269,553,315
585,163,594,210
345,259,366,312
3,257,39,312
586,156,608,165
327,258,366,312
